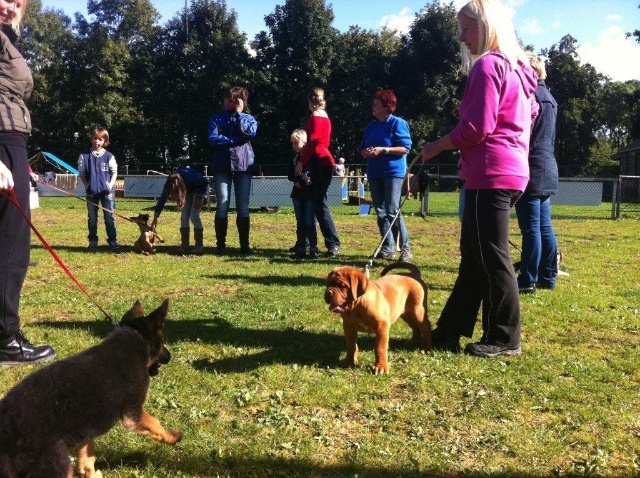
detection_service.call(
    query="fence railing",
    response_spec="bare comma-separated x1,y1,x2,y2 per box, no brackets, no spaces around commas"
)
32,173,640,220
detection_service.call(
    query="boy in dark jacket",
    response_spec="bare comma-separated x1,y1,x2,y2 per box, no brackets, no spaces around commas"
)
78,127,119,250
288,129,320,259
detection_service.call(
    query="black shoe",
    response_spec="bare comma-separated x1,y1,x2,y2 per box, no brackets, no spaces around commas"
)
0,331,56,367
431,328,461,353
292,248,306,259
464,342,521,358
519,285,536,294
240,246,256,255
324,247,340,257
309,248,319,259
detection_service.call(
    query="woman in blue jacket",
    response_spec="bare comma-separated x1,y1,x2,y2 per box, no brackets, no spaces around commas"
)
359,90,413,263
515,54,559,293
151,167,209,254
207,87,258,255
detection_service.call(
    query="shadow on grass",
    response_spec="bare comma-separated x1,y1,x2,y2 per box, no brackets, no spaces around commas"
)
37,315,427,375
102,449,552,477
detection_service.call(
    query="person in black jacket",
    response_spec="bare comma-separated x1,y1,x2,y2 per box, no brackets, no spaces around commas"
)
288,129,320,259
0,0,56,366
515,54,559,294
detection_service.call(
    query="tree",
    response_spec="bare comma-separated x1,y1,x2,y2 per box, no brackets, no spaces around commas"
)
21,0,79,160
253,0,338,171
544,35,604,174
328,26,400,163
393,1,463,168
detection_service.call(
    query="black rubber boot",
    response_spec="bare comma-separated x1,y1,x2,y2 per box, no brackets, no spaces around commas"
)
237,216,254,255
214,217,228,255
177,227,190,254
192,228,205,255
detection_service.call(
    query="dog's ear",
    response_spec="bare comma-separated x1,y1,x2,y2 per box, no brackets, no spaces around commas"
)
122,300,145,322
148,298,170,329
348,269,368,300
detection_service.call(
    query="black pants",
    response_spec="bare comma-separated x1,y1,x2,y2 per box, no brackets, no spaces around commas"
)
437,189,522,346
0,140,30,339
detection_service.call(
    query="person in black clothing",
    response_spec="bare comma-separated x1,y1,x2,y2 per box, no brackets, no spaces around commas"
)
288,129,320,259
0,0,56,366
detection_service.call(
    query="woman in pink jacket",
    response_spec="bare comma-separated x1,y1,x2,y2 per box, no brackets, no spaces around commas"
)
421,0,538,358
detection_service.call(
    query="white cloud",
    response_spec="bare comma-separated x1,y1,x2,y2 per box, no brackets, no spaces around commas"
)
521,18,544,36
378,7,414,34
577,26,640,81
605,14,622,21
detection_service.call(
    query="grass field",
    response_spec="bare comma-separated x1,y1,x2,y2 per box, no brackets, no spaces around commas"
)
2,197,639,477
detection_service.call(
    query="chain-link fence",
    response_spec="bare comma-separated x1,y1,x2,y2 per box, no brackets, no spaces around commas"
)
31,171,640,220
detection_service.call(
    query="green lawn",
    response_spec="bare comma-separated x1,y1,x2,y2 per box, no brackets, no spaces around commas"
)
2,199,639,477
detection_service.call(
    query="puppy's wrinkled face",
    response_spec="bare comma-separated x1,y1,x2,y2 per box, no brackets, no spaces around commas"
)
324,267,368,314
129,213,150,227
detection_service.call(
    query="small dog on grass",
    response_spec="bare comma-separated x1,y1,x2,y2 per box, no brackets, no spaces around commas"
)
0,299,182,478
130,213,164,255
325,262,431,375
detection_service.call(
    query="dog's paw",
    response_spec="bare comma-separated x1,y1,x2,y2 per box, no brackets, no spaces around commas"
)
339,358,357,368
168,428,183,444
371,364,389,375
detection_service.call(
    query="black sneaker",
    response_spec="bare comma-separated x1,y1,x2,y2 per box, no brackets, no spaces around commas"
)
0,331,56,367
518,285,536,294
431,328,461,353
464,342,521,358
309,248,319,259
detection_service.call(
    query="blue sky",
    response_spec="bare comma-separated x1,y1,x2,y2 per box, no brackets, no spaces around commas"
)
41,0,640,81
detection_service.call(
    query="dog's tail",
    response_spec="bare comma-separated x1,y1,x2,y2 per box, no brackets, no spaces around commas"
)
380,262,428,305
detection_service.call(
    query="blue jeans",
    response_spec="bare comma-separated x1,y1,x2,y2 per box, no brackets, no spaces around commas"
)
292,197,317,250
369,176,410,254
214,172,252,219
180,193,203,229
515,195,558,289
86,191,117,245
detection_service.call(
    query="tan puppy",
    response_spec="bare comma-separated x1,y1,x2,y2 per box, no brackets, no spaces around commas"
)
324,263,431,375
130,213,164,255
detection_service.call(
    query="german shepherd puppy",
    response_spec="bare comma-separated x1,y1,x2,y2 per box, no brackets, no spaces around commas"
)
0,299,182,478
130,213,164,255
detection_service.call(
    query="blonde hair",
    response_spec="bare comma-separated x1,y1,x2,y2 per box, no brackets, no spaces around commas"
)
290,128,308,144
11,0,28,27
307,87,326,110
458,0,529,72
527,53,547,80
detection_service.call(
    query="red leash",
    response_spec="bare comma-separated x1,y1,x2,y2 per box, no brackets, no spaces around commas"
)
35,179,135,224
0,188,119,327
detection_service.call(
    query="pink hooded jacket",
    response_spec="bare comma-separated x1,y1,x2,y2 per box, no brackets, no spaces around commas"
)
450,50,539,191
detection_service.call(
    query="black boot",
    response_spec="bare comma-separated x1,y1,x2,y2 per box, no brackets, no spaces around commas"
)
0,331,56,367
176,227,190,254
192,228,205,255
214,217,228,255
237,216,255,255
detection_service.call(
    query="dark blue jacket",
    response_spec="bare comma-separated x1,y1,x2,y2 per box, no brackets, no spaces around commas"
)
154,167,208,217
207,110,258,174
525,80,558,196
79,150,115,195
288,154,321,201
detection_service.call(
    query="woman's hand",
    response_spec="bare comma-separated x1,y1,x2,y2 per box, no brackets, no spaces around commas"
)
151,217,158,230
0,161,14,191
